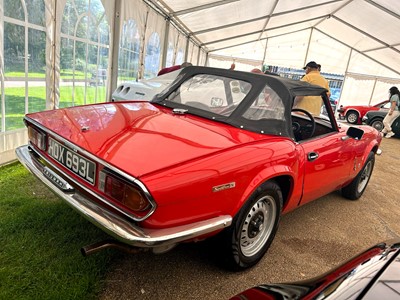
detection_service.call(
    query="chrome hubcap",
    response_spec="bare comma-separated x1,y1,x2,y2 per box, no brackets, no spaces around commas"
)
372,122,383,131
348,113,357,123
240,195,277,257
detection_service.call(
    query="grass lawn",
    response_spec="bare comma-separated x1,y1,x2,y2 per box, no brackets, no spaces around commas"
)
5,70,86,80
2,85,106,131
0,162,118,299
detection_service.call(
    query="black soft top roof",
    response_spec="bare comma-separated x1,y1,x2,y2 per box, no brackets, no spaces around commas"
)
153,66,329,138
155,65,327,100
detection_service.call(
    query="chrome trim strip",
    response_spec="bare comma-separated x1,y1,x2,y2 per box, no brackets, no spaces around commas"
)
24,116,157,220
16,145,232,248
43,166,74,192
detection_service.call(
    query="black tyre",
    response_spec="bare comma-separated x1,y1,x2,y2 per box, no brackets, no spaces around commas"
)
222,181,283,270
346,111,359,124
342,152,375,200
370,119,384,131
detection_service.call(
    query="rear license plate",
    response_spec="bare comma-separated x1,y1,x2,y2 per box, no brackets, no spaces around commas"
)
47,138,96,185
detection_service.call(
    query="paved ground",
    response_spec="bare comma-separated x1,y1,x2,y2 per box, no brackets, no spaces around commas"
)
100,137,400,300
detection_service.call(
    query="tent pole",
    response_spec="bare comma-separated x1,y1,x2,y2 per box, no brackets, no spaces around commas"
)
262,38,269,68
184,36,190,63
303,28,313,66
368,79,378,106
109,0,121,98
161,18,170,69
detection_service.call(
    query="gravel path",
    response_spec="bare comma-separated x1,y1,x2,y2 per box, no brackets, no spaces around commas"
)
100,137,400,300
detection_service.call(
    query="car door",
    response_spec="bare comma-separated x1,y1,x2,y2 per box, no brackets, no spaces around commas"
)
297,131,355,205
392,116,400,135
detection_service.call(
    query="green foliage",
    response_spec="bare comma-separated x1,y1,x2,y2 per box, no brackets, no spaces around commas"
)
75,58,86,72
3,85,107,131
0,162,118,300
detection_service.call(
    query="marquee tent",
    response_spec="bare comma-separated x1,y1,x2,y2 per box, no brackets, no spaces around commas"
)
1,0,400,164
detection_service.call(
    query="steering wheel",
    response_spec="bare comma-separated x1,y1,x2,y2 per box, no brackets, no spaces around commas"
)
291,108,316,140
216,104,237,116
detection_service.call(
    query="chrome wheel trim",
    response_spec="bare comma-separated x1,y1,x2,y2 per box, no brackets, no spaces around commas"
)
240,195,277,257
371,120,384,131
347,113,358,123
357,160,373,193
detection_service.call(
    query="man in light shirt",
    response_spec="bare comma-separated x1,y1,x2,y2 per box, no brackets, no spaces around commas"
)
294,61,331,115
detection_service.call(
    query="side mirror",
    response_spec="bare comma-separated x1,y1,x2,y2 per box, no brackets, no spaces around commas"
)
346,127,364,140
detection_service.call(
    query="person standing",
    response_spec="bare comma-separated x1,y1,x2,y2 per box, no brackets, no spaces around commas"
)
294,61,330,115
382,86,400,138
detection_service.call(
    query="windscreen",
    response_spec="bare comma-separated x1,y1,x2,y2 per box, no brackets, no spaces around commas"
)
242,85,285,122
164,74,252,117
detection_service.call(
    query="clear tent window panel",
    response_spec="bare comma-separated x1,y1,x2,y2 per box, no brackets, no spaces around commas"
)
76,16,89,39
28,28,46,79
26,0,46,26
61,2,78,36
4,0,24,21
4,22,26,131
2,0,46,131
144,32,161,79
118,19,141,84
60,0,110,107
74,0,89,16
176,49,184,65
28,28,46,114
3,22,25,76
166,43,174,67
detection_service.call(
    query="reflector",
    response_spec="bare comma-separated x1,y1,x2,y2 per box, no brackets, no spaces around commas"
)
28,126,46,150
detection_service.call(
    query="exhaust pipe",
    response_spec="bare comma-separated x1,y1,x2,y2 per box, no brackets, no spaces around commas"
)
81,240,148,256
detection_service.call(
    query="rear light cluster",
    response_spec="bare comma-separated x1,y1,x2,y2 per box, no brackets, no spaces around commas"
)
28,126,47,150
98,170,151,214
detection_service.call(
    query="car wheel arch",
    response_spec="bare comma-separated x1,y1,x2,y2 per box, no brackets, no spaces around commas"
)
346,109,360,116
234,173,293,218
355,142,379,169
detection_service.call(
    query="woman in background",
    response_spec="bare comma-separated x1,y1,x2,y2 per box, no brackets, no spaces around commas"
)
382,86,400,138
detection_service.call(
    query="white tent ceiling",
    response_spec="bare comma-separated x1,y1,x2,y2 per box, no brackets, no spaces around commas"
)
150,0,400,78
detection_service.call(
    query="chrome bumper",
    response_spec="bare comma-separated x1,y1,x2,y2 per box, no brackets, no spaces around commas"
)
16,145,232,250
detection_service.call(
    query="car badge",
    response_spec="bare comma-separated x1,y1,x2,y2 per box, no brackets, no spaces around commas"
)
81,126,90,132
212,182,236,192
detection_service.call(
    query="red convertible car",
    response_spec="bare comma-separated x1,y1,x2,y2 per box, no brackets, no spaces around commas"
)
337,100,389,124
16,66,382,270
230,239,400,299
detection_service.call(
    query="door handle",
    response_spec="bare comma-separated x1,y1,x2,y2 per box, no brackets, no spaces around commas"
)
307,152,319,161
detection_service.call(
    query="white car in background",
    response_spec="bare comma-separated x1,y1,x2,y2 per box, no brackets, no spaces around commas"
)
111,67,248,109
111,70,181,102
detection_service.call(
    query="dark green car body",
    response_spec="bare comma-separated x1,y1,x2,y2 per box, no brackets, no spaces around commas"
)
362,109,400,137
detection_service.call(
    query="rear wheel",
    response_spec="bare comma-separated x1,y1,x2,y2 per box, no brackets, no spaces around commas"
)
346,111,359,124
342,152,375,200
371,119,384,131
222,181,282,270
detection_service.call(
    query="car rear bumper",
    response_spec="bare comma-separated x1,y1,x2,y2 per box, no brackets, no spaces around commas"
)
16,145,232,250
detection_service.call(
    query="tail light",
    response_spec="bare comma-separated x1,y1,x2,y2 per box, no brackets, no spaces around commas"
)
98,170,150,213
28,126,47,150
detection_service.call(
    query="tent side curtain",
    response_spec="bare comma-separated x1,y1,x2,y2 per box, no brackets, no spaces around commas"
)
339,73,400,107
